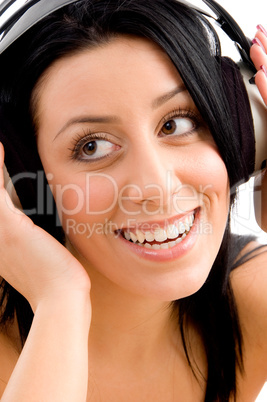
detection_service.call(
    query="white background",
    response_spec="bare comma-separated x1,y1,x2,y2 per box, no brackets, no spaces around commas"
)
190,1,267,400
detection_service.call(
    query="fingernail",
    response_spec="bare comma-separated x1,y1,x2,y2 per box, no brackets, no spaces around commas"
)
257,24,267,37
252,38,266,54
260,64,267,78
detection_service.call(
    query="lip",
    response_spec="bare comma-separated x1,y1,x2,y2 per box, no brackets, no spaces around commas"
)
116,208,200,262
117,209,197,234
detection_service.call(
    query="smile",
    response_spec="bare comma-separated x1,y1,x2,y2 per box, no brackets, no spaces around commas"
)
119,212,195,250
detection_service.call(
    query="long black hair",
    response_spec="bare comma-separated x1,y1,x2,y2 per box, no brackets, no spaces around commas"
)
0,0,256,400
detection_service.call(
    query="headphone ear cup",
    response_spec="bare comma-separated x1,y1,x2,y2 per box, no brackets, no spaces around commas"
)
220,56,255,178
238,62,267,172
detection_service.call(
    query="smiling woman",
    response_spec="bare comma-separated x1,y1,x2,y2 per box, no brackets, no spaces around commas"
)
35,36,228,301
0,1,266,401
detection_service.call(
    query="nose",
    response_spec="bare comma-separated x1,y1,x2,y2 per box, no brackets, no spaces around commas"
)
120,143,182,216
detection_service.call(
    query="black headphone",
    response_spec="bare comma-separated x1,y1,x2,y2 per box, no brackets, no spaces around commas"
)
0,0,266,174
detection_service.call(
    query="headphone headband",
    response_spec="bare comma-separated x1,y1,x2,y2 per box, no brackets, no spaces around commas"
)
0,0,256,74
0,0,76,54
1,0,265,172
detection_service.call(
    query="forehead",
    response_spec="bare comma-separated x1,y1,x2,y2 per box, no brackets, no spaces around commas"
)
32,35,192,141
33,36,182,110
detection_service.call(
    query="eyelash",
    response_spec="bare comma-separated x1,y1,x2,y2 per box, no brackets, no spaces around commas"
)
69,131,110,161
69,108,200,162
160,108,199,134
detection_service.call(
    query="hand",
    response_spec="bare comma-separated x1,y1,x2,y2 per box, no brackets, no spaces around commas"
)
250,25,267,105
251,26,267,231
0,142,91,312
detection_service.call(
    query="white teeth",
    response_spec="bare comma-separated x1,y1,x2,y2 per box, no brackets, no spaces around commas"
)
145,231,155,242
152,244,161,250
160,243,169,249
151,236,186,250
124,231,131,241
166,224,179,239
184,222,190,232
176,237,182,244
154,228,167,242
136,229,145,244
178,221,186,234
129,232,138,243
123,213,195,246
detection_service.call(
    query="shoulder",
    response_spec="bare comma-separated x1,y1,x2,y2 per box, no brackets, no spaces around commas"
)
230,240,267,378
231,240,267,326
0,329,19,397
0,302,20,397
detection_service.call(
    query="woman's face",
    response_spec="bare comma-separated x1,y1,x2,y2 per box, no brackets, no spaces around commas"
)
36,36,229,301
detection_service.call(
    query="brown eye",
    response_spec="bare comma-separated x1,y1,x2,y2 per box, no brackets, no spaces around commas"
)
162,120,177,135
77,138,119,161
160,117,195,137
83,141,97,155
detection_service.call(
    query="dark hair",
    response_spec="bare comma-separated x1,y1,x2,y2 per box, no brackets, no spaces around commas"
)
0,0,255,400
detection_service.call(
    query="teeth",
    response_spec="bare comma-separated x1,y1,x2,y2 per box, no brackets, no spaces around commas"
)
184,222,190,232
160,243,169,249
166,224,179,239
124,231,131,241
136,229,145,244
152,244,161,250
178,221,185,234
154,228,167,242
145,236,187,249
135,232,190,249
123,213,195,246
129,232,138,243
145,231,154,242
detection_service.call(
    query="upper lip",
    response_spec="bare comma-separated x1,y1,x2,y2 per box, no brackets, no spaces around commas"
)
115,208,198,235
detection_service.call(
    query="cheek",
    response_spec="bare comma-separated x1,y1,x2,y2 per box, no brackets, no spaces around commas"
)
203,152,229,204
49,174,120,233
197,148,230,233
174,145,229,210
192,146,228,186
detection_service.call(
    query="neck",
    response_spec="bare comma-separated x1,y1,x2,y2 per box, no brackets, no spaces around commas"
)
66,241,183,377
88,267,180,371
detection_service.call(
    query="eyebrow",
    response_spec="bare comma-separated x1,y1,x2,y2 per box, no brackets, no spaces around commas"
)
54,85,187,141
151,85,187,109
53,116,119,141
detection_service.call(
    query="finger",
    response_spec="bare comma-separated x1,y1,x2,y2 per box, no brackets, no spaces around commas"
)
250,27,267,106
255,30,267,51
250,40,267,71
256,25,267,44
255,68,267,106
0,142,5,189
